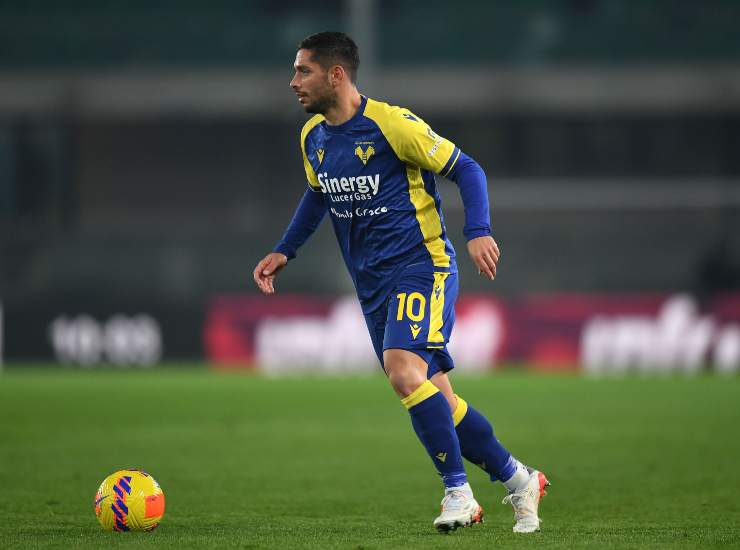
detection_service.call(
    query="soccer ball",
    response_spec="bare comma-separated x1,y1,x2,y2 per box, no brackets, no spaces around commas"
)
94,469,165,531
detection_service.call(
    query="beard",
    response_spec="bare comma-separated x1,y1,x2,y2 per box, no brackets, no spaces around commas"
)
304,87,338,115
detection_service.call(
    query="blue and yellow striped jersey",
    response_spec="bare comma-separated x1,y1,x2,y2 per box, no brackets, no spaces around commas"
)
300,95,462,313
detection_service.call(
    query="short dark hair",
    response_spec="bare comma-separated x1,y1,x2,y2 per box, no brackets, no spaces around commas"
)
298,31,360,83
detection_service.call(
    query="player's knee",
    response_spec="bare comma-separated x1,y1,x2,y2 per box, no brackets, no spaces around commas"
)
387,368,426,397
385,356,426,398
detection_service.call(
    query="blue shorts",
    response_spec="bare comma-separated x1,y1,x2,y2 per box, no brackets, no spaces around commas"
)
363,264,458,378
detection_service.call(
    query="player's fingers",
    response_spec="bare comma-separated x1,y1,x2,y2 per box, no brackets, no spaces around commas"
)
255,276,269,294
482,252,497,280
253,264,267,290
476,256,494,280
254,259,276,293
486,249,499,269
263,279,274,294
491,239,500,258
481,240,499,262
261,257,278,276
254,257,271,279
254,274,273,296
489,251,499,277
488,246,500,263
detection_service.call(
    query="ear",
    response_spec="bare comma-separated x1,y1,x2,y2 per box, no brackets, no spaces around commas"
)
330,65,346,86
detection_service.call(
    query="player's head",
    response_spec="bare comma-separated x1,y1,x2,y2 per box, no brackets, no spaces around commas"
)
290,31,360,114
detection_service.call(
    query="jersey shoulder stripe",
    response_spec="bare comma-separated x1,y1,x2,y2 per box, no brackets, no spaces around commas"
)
300,114,325,191
364,98,451,268
363,99,457,174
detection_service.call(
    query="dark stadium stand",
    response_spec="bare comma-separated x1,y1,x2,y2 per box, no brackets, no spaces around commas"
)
0,1,738,68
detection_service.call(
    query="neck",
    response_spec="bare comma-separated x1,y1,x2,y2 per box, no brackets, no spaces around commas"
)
323,88,363,126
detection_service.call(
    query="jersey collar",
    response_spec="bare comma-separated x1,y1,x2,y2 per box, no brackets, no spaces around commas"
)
322,95,368,134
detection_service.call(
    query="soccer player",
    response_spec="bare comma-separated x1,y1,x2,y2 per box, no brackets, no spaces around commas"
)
253,31,549,533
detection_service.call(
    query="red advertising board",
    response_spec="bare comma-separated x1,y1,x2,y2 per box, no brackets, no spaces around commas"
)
205,293,740,374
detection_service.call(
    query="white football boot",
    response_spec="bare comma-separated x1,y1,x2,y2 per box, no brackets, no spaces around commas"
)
433,487,484,533
502,469,550,533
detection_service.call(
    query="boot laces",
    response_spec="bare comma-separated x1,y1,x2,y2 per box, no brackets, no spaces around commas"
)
502,490,536,523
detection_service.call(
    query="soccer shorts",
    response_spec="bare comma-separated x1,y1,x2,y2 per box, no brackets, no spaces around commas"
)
363,263,458,378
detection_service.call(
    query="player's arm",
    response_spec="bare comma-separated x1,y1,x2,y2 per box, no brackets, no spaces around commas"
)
445,153,500,281
253,189,326,295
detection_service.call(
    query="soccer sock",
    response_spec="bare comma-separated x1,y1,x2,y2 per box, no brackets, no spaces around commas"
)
402,380,468,489
501,460,530,493
452,395,530,491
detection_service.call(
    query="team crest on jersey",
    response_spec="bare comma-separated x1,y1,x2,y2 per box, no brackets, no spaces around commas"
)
316,148,325,165
354,142,375,165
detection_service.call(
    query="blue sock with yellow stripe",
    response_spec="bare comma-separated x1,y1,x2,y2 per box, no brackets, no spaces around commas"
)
402,380,468,489
452,395,517,483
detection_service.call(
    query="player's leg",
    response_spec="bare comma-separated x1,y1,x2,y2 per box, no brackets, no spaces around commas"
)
365,299,466,491
383,348,482,532
429,369,550,533
382,267,482,532
384,348,467,491
430,370,521,484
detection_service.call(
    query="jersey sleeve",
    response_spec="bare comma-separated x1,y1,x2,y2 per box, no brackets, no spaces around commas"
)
364,101,461,176
446,151,491,240
300,114,325,192
273,189,327,260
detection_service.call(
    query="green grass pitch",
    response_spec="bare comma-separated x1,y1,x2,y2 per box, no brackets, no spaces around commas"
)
0,366,738,549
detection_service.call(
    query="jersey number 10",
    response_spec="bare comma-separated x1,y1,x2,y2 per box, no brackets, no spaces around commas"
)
396,292,426,322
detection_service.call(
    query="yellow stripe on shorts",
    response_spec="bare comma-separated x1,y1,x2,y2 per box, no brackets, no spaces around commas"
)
428,272,448,345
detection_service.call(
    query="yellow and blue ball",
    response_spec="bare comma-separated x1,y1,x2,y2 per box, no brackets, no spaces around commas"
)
94,469,165,531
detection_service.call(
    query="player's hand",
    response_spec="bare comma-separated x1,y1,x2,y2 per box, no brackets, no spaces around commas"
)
467,236,500,281
253,252,288,295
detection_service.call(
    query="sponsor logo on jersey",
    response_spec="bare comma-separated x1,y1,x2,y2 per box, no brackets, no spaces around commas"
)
354,143,375,165
410,323,422,340
427,127,443,157
330,206,388,219
317,172,380,196
402,113,419,122
316,148,325,165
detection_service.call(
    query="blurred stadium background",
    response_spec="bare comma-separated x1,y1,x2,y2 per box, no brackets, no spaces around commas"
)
1,0,739,372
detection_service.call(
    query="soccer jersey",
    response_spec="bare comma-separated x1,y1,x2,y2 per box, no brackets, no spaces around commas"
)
297,95,462,313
